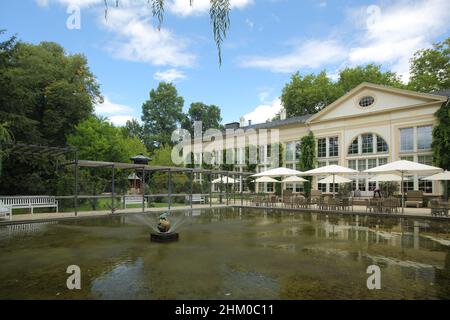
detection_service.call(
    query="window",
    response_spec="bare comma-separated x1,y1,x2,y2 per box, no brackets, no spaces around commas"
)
285,142,294,161
401,156,414,162
318,138,327,158
295,141,301,160
368,181,377,191
317,161,327,168
419,178,433,194
376,135,388,153
267,145,272,158
368,158,377,169
348,138,359,155
348,160,357,170
329,160,339,166
259,146,266,163
329,137,339,157
358,160,366,172
362,134,373,154
318,183,327,192
286,184,294,191
400,128,414,152
418,155,433,166
358,179,366,191
378,158,388,166
359,96,375,107
403,176,414,191
285,163,294,170
295,184,304,193
267,183,274,193
417,126,432,150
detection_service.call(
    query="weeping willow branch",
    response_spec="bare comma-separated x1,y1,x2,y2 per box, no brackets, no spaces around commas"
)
106,0,230,66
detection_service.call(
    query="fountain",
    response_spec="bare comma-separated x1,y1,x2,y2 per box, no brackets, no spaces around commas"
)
150,213,179,243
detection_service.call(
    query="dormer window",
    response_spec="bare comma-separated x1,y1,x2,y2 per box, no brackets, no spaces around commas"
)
359,96,375,108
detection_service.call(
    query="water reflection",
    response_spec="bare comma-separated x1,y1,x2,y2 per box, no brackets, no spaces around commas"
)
0,208,449,299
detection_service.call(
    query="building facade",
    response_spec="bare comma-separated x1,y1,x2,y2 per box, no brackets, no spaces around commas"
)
194,83,449,196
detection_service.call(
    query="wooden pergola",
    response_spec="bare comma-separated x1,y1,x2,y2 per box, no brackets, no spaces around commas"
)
69,160,253,215
3,144,253,216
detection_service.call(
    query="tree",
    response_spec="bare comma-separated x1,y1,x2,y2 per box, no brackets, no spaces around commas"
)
111,1,231,65
299,132,316,198
337,64,404,93
67,116,147,163
123,118,143,141
182,102,223,135
432,100,450,199
0,35,102,195
281,71,342,117
409,38,450,92
0,122,13,177
0,39,101,146
141,82,185,151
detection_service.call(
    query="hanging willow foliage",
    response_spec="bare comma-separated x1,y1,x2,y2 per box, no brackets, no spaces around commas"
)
105,0,231,66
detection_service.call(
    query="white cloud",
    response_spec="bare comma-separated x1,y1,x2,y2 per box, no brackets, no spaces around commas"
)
101,7,196,67
239,40,347,73
154,68,187,82
95,97,136,126
245,18,254,30
243,98,283,125
348,0,450,81
167,0,254,17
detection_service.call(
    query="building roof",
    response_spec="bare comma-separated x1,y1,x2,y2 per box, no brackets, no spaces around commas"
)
431,89,450,98
232,114,312,132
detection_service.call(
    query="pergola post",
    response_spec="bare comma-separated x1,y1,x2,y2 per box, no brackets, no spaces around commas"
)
142,167,146,212
233,173,236,205
241,173,244,207
111,164,115,214
209,172,212,208
226,173,229,206
220,173,223,204
190,170,194,209
74,150,79,217
168,169,172,210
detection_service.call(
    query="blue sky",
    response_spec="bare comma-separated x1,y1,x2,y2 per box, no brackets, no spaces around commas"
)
1,0,449,125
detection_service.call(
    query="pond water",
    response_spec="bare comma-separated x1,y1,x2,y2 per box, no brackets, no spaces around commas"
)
0,208,449,300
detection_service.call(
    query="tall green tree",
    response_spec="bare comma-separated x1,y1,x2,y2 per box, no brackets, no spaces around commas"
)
0,38,101,146
123,118,143,141
0,35,101,195
67,116,147,163
432,100,450,200
141,82,184,151
299,132,316,198
408,38,450,92
337,64,404,93
182,102,223,135
281,71,341,117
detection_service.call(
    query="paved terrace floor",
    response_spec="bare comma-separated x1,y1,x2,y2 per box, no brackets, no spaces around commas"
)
1,204,449,225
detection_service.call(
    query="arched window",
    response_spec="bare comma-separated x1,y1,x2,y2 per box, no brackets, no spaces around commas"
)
347,134,389,155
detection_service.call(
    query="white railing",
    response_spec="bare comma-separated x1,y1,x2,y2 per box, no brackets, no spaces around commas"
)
123,195,147,208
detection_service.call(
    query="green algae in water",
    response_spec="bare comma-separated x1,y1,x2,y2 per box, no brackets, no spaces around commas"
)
0,208,449,300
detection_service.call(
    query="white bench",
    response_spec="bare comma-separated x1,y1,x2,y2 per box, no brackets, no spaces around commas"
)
0,200,12,220
191,194,206,204
123,195,147,208
0,196,58,214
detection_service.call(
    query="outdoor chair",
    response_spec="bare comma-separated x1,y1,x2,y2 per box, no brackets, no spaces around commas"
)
340,198,353,211
283,195,293,208
405,190,424,208
366,198,381,213
381,198,399,214
430,199,449,217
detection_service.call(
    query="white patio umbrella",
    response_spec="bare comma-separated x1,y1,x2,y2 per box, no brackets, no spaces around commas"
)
364,160,442,213
282,176,309,183
422,171,450,201
368,174,409,182
255,177,281,183
252,167,304,177
302,165,358,197
318,175,352,184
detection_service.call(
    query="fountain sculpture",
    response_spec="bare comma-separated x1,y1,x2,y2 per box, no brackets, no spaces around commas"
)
150,212,179,243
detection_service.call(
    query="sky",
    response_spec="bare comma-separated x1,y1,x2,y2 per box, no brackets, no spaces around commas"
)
1,0,450,126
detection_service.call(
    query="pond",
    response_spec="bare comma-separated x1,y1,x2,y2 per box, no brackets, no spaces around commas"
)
0,208,449,300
